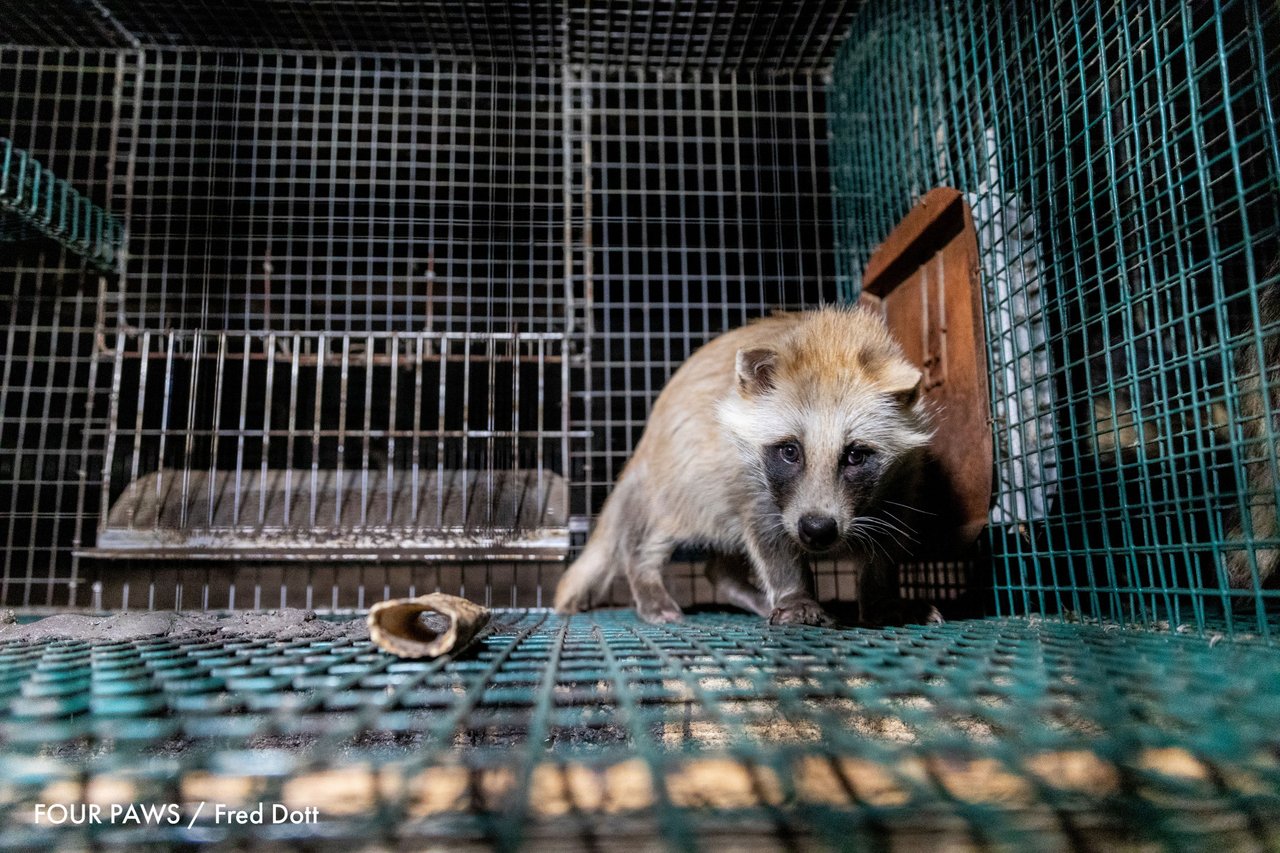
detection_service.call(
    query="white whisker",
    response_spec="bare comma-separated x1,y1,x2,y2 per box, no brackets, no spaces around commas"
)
883,499,936,517
879,509,919,538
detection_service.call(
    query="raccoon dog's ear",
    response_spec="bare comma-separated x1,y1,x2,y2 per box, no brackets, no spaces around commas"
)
883,361,923,406
736,348,777,396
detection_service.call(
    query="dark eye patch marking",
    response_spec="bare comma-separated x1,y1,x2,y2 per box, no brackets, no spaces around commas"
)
763,441,805,507
840,443,886,508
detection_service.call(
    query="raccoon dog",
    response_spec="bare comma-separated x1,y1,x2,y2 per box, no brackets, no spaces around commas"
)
1224,270,1280,588
554,307,933,626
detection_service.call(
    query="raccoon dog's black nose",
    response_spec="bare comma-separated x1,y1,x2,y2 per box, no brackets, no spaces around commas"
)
798,514,839,549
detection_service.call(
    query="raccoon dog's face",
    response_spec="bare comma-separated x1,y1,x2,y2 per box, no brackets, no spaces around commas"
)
717,309,932,554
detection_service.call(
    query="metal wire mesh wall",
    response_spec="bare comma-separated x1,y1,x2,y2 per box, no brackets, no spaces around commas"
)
2,4,853,609
81,49,584,608
829,0,1280,635
577,68,836,516
573,67,839,606
0,48,119,607
113,52,569,334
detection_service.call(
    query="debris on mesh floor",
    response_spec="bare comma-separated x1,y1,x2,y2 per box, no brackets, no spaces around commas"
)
3,611,1280,849
0,608,368,642
367,592,491,658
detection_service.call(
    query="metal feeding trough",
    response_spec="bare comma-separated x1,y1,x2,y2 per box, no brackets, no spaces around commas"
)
87,467,569,561
84,329,574,563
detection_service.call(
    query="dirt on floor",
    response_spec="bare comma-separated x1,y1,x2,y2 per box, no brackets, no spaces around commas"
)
0,608,369,643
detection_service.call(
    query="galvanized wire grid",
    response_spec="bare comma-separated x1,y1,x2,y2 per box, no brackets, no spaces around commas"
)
576,66,837,519
1,1,864,71
1,611,1278,849
0,0,132,51
113,51,569,336
0,33,852,608
829,0,1280,636
564,2,863,71
0,48,119,608
569,65,848,608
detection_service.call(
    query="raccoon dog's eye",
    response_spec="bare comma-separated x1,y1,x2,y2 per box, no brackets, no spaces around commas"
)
845,446,872,467
778,442,801,464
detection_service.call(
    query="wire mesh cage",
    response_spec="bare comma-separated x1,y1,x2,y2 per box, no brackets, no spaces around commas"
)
831,0,1280,637
2,0,1280,849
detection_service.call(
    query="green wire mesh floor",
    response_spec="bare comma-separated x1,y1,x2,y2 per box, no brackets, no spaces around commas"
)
2,610,1279,850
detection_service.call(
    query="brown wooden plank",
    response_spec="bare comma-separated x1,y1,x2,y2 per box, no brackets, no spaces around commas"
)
863,188,993,544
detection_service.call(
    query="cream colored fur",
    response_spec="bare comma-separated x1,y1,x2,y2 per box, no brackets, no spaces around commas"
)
554,307,931,624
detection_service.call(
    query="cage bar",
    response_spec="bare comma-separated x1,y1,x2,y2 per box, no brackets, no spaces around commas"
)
87,330,574,561
0,47,120,608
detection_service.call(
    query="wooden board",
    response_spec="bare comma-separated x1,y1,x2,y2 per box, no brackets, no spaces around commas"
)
862,188,992,543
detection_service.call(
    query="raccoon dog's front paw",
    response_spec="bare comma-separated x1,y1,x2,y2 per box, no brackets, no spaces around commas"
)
635,592,684,624
636,603,683,624
768,597,835,627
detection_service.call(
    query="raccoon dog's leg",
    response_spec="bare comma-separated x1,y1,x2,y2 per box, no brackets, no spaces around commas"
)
625,533,682,623
555,475,635,613
744,532,834,627
704,552,770,617
555,472,682,622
